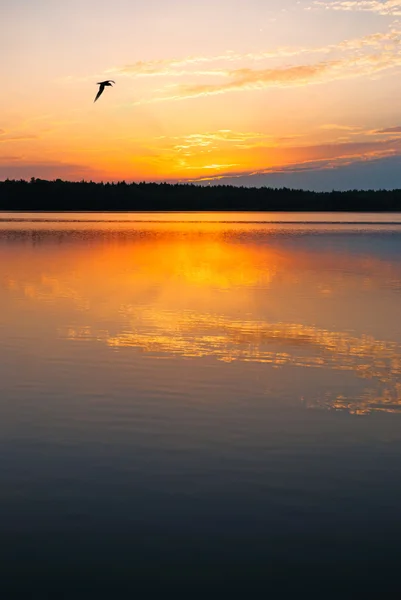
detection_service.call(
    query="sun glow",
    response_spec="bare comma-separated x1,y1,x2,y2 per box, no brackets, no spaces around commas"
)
3,0,401,187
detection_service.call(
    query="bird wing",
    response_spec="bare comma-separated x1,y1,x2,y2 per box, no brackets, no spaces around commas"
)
94,84,105,103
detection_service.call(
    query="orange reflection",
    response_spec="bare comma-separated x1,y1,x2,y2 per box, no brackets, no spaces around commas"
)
1,223,401,415
64,311,401,415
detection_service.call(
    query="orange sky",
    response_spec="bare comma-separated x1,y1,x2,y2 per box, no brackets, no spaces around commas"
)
3,0,401,189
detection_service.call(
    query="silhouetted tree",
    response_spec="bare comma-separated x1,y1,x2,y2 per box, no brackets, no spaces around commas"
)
0,178,400,211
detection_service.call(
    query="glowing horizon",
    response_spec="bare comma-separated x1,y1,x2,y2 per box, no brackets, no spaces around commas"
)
3,0,401,189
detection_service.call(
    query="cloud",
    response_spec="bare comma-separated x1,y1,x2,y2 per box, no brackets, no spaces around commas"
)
124,26,401,105
184,154,401,191
113,59,227,78
320,124,362,131
374,125,401,133
179,135,401,184
0,131,38,142
133,61,343,104
152,125,401,184
186,163,240,171
313,1,401,16
112,29,401,81
183,130,268,143
113,52,311,78
172,130,272,152
131,49,401,103
166,131,305,158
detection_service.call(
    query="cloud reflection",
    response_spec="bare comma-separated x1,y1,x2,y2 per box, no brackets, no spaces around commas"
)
63,309,401,415
2,224,401,415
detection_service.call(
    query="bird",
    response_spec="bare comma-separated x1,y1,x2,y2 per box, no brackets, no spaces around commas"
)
94,80,115,103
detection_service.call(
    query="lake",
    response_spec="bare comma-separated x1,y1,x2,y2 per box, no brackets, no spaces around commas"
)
1,212,401,597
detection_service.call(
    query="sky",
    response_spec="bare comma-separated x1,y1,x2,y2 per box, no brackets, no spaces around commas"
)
3,0,401,190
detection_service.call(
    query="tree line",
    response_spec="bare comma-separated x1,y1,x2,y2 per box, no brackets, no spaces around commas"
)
1,178,401,211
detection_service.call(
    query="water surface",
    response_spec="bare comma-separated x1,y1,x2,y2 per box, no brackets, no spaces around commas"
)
1,212,401,597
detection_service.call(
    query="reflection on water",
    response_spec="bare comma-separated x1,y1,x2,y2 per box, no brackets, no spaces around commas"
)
1,220,401,415
3,215,401,593
2,210,401,223
66,314,401,415
63,315,401,415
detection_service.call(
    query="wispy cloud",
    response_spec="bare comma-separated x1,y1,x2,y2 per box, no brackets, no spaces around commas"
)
133,61,344,104
320,124,362,131
111,29,401,81
374,125,401,133
181,136,401,183
153,131,277,161
0,131,37,142
186,163,240,171
172,130,271,151
111,52,312,78
114,26,401,105
147,125,401,180
313,1,401,16
131,49,401,104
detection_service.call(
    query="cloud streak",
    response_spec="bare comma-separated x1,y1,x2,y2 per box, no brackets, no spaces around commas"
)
113,26,401,105
313,1,401,16
320,124,362,131
112,29,401,80
131,61,342,105
0,131,37,142
374,125,401,133
181,136,401,183
171,130,272,151
131,49,401,104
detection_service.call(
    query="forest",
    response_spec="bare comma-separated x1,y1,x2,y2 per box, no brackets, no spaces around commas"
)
1,178,401,211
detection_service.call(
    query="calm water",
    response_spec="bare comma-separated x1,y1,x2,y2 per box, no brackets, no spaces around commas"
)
1,212,401,597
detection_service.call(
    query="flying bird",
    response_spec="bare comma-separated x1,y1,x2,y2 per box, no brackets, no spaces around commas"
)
94,80,115,103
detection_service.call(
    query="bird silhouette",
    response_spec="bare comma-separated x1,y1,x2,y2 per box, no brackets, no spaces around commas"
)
94,80,115,103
